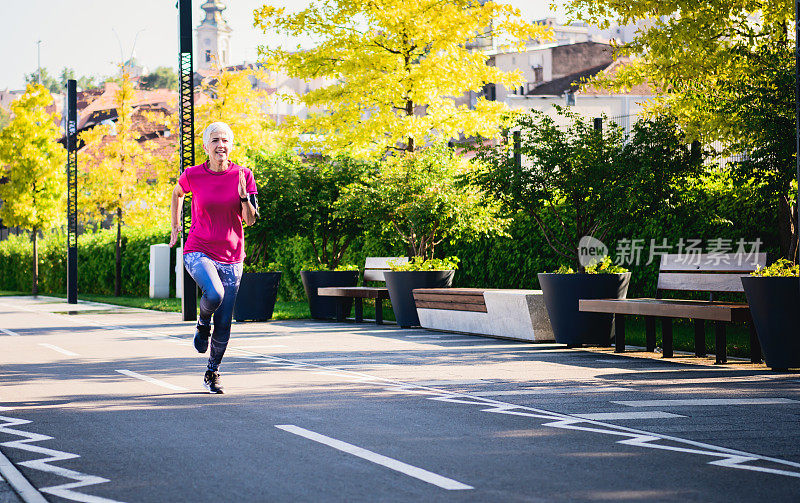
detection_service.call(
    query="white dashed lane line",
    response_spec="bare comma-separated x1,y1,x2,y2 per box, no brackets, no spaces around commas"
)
38,343,79,357
613,398,799,407
115,370,188,391
0,328,20,336
573,411,686,420
275,425,473,491
472,386,629,397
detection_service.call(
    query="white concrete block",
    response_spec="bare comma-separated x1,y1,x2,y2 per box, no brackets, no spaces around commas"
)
149,244,170,299
175,247,183,299
417,289,553,342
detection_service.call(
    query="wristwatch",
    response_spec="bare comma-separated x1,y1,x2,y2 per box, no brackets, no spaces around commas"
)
240,196,248,203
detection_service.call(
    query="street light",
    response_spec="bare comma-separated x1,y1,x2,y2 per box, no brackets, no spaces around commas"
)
36,40,42,84
796,2,800,265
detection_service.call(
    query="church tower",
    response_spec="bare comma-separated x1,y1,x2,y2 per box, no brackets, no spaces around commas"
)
196,0,232,71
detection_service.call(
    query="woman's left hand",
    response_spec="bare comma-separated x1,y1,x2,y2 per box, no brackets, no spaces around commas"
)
238,167,248,199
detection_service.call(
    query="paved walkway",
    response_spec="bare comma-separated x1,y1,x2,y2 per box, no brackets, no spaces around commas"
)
1,295,799,502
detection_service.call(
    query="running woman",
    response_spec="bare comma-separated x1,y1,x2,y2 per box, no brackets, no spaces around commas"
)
168,121,258,393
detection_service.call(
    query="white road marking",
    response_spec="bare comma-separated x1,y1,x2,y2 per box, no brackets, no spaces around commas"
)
615,376,798,386
0,328,20,336
275,425,473,490
421,338,496,343
198,349,800,479
0,410,122,503
38,343,79,357
236,345,288,349
0,445,49,503
413,380,485,385
573,411,686,420
115,370,187,391
473,387,629,396
613,398,799,407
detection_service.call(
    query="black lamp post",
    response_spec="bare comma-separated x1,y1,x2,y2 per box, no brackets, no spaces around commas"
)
796,2,800,265
178,0,197,320
65,79,78,304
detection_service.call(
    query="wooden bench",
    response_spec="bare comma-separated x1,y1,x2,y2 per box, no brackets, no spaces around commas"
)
579,253,766,364
413,288,554,342
413,288,488,313
317,257,408,324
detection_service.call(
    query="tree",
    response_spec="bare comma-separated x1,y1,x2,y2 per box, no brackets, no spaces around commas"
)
472,108,627,267
25,67,100,93
563,0,791,143
0,107,10,131
0,84,66,294
342,143,507,260
140,66,178,90
563,0,797,259
247,150,373,270
191,66,278,162
721,46,798,259
76,75,100,91
254,0,550,159
24,68,60,94
79,74,173,296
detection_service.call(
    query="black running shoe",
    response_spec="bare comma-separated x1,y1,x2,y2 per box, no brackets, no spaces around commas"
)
194,324,211,353
203,370,224,394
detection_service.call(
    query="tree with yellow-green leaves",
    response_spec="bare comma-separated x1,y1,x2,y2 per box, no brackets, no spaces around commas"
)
80,73,173,296
0,84,66,295
563,0,798,260
192,66,278,163
254,0,551,159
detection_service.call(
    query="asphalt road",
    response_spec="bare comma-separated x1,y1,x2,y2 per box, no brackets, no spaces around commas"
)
1,295,799,502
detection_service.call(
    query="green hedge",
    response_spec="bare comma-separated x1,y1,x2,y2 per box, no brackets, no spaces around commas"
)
0,226,172,296
0,167,780,302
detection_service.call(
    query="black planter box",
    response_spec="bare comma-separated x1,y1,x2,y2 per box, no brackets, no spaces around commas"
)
234,271,281,322
384,270,455,328
741,276,800,370
538,272,631,346
300,270,359,320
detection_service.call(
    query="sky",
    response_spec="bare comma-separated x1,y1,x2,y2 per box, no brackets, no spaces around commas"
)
0,0,565,91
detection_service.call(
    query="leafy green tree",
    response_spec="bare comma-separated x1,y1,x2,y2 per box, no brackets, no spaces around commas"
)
0,84,66,294
79,74,173,296
59,67,75,87
245,150,306,266
342,143,506,260
255,0,550,158
564,0,791,144
140,66,178,90
57,67,100,91
471,107,704,269
565,0,798,259
718,46,797,259
25,67,100,93
472,108,628,268
76,75,100,91
24,68,60,94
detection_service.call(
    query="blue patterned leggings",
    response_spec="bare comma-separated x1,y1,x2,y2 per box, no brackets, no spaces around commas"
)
183,252,243,371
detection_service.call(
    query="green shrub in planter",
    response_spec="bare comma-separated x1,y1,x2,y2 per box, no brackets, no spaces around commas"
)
388,256,460,272
742,259,800,369
538,256,631,346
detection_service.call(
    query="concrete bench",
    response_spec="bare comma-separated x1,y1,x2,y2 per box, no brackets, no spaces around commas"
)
413,288,554,342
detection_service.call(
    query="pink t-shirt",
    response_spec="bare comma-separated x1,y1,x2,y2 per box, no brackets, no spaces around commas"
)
178,161,257,263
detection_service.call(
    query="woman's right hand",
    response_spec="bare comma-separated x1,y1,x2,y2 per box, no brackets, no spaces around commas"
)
169,226,181,247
